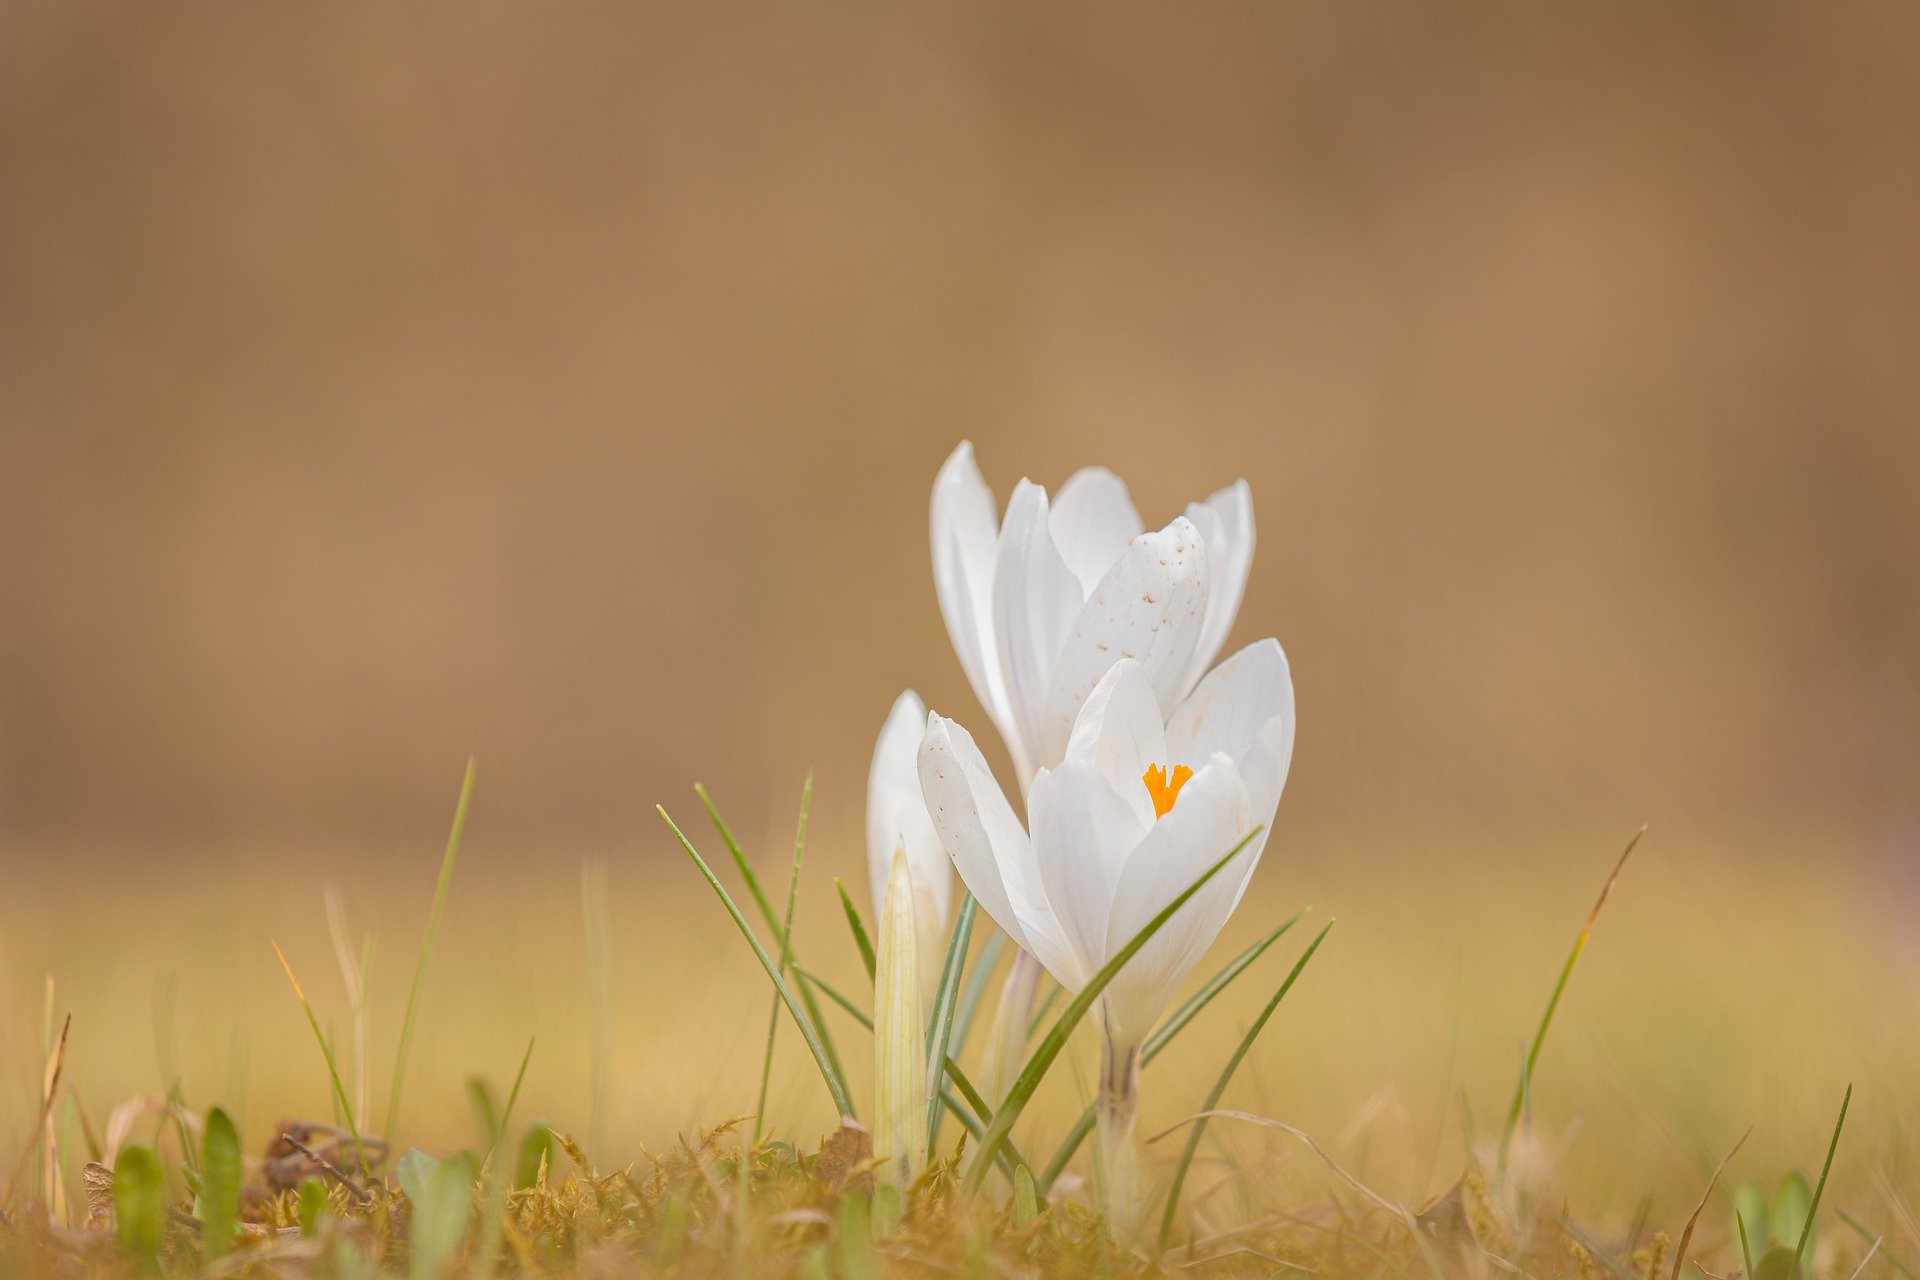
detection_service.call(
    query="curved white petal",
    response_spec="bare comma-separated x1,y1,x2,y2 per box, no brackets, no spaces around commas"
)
1165,639,1294,774
917,714,1073,973
867,690,952,927
1027,760,1141,987
930,442,1010,744
1099,754,1256,1051
1181,480,1255,698
990,480,1083,780
1061,659,1164,836
1038,516,1210,769
1049,466,1143,597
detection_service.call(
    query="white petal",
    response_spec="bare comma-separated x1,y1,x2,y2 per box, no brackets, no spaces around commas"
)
1164,639,1294,774
930,443,1011,744
1099,755,1257,1051
1060,659,1163,836
866,691,951,926
917,714,1074,974
1181,480,1255,699
1027,760,1142,987
990,480,1083,781
1038,516,1210,769
1048,466,1144,597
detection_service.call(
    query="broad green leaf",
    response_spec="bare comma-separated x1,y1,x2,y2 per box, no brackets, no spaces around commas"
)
199,1107,243,1261
409,1151,478,1280
113,1143,166,1271
1012,1165,1039,1226
515,1124,557,1191
297,1177,329,1237
396,1148,439,1205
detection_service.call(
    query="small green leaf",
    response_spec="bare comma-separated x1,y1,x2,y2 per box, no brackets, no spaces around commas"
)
1012,1165,1039,1226
871,1183,904,1237
515,1124,557,1191
1771,1173,1812,1249
1733,1184,1769,1258
297,1177,330,1237
836,1190,875,1280
467,1078,501,1147
409,1151,478,1280
112,1142,166,1271
199,1107,242,1261
397,1147,442,1204
655,1195,690,1264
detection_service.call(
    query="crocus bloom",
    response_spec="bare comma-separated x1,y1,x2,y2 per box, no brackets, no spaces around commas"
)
930,441,1255,791
867,690,954,996
918,645,1293,1226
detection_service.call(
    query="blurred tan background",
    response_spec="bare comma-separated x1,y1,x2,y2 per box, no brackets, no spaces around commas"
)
2,3,1917,854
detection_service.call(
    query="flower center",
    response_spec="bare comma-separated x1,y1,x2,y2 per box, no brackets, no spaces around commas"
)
1141,763,1193,819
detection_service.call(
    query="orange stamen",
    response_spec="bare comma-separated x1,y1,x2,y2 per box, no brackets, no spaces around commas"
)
1142,763,1194,819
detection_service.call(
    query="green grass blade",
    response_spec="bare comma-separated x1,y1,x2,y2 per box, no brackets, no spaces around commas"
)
836,878,878,983
697,784,848,1094
962,825,1264,1193
1037,909,1305,1193
1024,985,1061,1039
1157,919,1334,1246
385,757,477,1150
1738,1212,1759,1280
499,1037,535,1153
272,941,370,1175
112,1142,165,1271
199,1106,242,1262
1788,1083,1851,1280
754,775,813,1143
923,894,979,1152
950,929,1007,1056
696,782,781,930
1499,828,1640,1172
659,805,855,1118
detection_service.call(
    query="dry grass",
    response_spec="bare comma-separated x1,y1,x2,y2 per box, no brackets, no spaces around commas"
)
0,805,1913,1277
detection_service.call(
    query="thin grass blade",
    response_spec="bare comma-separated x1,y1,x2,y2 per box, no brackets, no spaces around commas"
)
384,757,477,1150
659,806,855,1117
922,894,978,1152
1788,1084,1852,1280
1157,919,1334,1246
950,929,1007,1057
837,878,878,983
754,776,813,1142
962,825,1264,1193
272,941,370,1174
1038,909,1306,1193
1498,827,1641,1172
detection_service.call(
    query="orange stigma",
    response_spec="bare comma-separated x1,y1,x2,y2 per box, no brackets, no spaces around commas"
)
1142,763,1194,819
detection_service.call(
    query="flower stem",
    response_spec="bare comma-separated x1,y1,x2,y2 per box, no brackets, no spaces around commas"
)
1094,1033,1142,1237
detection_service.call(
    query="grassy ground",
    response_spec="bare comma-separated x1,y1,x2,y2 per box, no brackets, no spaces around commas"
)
0,794,1912,1277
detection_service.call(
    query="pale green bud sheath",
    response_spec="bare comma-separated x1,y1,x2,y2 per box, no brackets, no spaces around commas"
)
873,844,928,1184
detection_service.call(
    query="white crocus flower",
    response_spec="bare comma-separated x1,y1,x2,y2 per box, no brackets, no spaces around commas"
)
918,644,1293,1228
867,690,955,999
930,441,1255,791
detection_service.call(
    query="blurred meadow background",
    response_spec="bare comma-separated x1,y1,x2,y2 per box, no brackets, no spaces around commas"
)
3,0,1919,1238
